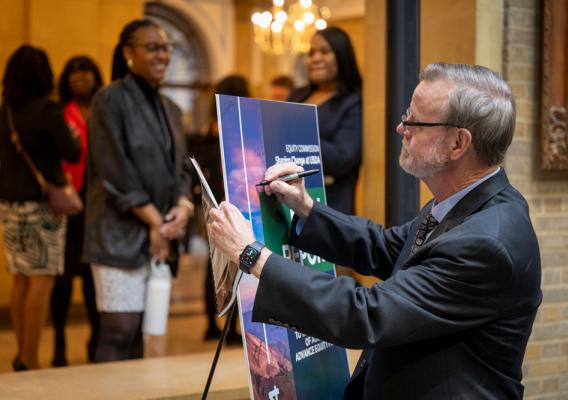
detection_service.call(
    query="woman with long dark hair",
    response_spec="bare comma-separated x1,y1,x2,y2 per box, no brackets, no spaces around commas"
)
288,26,362,215
50,56,103,367
0,45,81,370
84,19,193,362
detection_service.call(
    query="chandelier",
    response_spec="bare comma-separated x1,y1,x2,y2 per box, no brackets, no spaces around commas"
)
251,0,331,55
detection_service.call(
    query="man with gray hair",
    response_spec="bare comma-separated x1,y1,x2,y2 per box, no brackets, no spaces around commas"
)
208,62,542,399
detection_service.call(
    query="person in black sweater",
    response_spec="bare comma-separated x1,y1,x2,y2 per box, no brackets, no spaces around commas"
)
189,75,249,343
50,56,104,367
0,45,81,370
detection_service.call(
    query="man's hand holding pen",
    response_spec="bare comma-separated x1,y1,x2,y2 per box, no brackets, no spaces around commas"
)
207,162,316,277
263,163,314,219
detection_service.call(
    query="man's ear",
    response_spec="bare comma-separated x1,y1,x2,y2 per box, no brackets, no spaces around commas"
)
449,128,473,161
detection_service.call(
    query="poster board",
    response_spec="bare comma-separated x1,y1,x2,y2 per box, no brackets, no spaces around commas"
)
217,95,350,400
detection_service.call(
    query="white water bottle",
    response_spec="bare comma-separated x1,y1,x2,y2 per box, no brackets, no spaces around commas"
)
143,257,172,335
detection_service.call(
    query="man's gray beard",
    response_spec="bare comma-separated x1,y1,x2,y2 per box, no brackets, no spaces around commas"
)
399,158,447,179
399,140,450,179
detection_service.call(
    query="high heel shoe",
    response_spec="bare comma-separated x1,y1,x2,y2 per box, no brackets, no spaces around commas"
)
12,355,29,372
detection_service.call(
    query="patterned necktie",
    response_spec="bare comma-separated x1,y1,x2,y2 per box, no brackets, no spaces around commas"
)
411,213,438,253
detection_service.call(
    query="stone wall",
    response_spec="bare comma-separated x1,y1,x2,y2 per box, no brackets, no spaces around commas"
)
503,0,568,398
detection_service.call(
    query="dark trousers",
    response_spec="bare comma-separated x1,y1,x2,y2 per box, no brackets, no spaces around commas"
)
50,212,99,365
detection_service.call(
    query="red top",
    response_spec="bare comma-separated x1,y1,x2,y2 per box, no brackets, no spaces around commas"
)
61,101,87,192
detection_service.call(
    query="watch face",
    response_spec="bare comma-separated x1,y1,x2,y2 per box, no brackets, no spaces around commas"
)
241,247,259,265
240,241,264,273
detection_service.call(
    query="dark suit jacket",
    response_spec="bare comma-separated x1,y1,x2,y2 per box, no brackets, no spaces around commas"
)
288,87,361,214
83,75,190,270
252,169,542,399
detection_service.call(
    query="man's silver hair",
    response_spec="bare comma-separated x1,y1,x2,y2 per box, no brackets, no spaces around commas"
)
420,62,516,166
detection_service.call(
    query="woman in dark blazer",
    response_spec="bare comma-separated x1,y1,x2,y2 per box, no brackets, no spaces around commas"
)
84,19,193,362
288,26,362,215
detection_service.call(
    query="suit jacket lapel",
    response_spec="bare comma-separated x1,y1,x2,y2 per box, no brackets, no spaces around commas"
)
427,169,509,243
161,97,181,173
397,169,510,268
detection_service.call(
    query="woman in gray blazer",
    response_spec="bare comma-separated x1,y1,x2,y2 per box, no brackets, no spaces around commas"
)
84,19,193,362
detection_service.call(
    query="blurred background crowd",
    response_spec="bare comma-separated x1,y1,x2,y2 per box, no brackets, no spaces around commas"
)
0,2,565,399
0,0,363,372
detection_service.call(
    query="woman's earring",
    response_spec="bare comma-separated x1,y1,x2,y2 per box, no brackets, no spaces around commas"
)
127,58,134,69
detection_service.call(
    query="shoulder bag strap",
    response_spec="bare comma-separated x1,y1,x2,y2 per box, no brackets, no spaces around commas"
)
7,106,48,193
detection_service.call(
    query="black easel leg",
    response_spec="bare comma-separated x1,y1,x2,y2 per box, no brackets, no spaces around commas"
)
201,301,238,400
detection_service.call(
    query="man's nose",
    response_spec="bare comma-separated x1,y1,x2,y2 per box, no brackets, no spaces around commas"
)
396,122,406,136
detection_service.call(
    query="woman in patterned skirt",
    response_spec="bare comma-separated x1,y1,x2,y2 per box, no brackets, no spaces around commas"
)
0,46,81,370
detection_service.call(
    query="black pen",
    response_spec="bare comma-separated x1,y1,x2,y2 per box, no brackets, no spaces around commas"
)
256,169,320,187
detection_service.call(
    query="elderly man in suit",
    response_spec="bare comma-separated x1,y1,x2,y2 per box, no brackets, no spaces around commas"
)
208,62,542,399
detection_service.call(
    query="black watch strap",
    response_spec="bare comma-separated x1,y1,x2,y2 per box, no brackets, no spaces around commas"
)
239,240,265,274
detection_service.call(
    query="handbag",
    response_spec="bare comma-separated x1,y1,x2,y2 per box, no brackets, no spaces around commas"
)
7,106,83,216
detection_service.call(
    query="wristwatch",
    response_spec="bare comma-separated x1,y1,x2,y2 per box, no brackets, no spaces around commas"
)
239,241,265,274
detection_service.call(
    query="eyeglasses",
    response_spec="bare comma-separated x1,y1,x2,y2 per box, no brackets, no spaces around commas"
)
129,42,173,54
401,108,461,129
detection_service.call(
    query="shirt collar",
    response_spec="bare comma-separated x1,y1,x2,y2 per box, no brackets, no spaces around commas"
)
430,167,500,223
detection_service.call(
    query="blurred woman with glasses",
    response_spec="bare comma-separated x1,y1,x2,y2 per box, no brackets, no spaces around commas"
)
84,19,193,362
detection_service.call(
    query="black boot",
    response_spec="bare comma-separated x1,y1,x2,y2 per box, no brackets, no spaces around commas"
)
12,356,29,372
52,354,68,367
